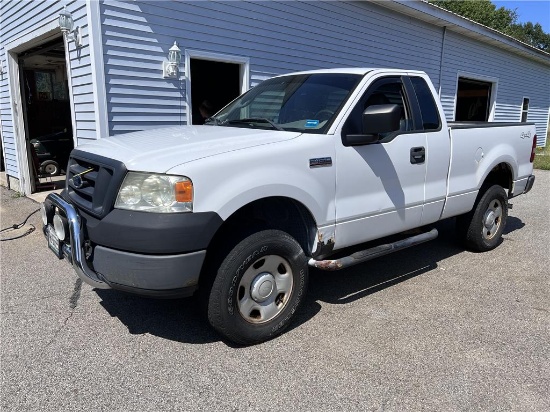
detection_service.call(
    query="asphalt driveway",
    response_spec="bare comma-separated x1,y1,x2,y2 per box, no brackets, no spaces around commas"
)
1,171,549,411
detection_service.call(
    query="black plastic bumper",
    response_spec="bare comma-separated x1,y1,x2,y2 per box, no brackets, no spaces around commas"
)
523,174,535,194
79,206,223,254
42,193,220,297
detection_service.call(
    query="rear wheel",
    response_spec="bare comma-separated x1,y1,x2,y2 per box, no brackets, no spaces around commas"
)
207,229,308,345
456,185,508,252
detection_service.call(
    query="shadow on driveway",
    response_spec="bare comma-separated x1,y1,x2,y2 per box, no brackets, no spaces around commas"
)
94,216,525,345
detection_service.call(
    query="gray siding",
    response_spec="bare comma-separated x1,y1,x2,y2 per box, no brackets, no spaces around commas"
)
101,0,548,145
0,42,16,177
101,0,443,134
440,31,549,146
0,0,96,180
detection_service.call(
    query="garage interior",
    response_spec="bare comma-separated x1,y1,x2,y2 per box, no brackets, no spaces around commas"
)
18,37,73,192
189,58,241,125
455,77,493,121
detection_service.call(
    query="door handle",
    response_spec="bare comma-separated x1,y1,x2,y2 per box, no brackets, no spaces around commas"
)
410,147,425,164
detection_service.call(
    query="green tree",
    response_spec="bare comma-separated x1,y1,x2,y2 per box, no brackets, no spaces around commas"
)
429,0,549,51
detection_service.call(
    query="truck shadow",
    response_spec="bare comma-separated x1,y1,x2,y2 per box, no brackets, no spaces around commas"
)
95,216,524,345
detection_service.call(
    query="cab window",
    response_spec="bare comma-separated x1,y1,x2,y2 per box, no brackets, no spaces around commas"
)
343,77,414,138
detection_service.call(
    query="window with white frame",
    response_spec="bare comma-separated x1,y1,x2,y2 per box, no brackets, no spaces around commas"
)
521,98,529,122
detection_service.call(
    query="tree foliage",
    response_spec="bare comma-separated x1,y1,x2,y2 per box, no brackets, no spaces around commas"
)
429,0,549,52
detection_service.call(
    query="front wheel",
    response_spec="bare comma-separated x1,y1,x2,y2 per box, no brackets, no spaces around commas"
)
456,184,508,252
207,230,308,345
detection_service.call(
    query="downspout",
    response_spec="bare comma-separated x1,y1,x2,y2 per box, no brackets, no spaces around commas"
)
438,26,447,97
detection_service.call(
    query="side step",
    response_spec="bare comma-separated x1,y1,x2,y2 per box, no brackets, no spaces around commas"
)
308,228,438,271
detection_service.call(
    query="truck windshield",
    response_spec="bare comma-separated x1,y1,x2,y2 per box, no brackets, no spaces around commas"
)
207,73,362,133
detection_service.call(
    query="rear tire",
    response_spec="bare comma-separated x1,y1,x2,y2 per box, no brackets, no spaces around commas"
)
456,185,508,252
207,229,308,345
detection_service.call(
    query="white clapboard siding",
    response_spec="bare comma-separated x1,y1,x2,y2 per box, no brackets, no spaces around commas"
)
440,30,549,145
101,0,443,134
0,0,96,180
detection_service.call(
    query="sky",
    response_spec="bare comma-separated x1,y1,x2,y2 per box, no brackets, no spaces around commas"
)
492,0,550,33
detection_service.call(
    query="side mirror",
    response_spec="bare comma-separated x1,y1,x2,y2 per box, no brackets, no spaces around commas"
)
362,104,401,135
342,104,402,147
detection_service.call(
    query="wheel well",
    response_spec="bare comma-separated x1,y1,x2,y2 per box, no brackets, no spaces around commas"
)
197,197,317,295
208,197,317,256
482,163,512,194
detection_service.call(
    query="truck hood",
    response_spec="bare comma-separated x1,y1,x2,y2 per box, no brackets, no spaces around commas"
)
76,125,301,173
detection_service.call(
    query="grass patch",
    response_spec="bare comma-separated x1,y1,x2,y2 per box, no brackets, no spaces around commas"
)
534,146,550,170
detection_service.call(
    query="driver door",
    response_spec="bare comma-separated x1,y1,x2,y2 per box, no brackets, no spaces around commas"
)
334,76,427,248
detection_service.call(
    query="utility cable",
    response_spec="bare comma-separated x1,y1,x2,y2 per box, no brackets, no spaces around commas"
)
0,208,40,241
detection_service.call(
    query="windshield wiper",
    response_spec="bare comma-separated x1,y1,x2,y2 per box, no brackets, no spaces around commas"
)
204,116,221,125
226,118,284,131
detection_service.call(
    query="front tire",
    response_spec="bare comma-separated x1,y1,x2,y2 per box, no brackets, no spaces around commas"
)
456,184,508,252
207,230,308,345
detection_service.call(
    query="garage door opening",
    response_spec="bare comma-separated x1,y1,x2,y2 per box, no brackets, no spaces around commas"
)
19,37,73,192
455,77,494,121
189,58,242,125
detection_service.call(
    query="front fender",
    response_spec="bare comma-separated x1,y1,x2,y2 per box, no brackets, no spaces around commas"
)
169,136,337,228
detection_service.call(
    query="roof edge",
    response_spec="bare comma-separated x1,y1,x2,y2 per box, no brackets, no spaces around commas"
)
370,0,550,66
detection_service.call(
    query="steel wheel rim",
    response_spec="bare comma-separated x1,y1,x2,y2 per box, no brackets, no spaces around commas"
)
237,254,294,324
482,198,503,240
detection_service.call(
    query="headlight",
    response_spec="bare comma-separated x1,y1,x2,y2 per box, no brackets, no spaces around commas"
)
115,172,193,213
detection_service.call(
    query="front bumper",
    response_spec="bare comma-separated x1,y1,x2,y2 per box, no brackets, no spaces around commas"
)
42,193,207,298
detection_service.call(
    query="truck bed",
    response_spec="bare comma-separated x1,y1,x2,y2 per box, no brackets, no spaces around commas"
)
448,121,535,129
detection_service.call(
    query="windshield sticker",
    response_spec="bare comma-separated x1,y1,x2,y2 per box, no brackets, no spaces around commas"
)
305,120,320,128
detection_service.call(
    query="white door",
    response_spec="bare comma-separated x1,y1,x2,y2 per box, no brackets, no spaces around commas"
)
334,76,427,249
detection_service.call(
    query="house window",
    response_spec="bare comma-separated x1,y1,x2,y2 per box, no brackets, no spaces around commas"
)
455,78,493,121
521,98,529,122
33,70,69,101
35,71,53,101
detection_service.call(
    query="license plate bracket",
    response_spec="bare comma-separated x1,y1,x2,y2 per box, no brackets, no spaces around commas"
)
47,225,63,259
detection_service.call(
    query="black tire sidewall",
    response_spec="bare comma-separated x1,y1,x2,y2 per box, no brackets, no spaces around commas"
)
464,185,508,251
208,229,308,345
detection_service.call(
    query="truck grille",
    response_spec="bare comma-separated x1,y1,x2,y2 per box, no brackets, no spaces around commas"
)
66,150,127,218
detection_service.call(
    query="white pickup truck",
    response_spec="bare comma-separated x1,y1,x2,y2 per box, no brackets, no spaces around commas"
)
42,68,536,344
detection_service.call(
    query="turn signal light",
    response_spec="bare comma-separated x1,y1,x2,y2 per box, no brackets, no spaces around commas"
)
175,180,193,203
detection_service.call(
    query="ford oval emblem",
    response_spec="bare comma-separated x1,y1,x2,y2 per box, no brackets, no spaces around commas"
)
72,175,83,189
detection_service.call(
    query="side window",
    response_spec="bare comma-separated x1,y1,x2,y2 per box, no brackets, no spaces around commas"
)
343,77,413,137
410,77,441,130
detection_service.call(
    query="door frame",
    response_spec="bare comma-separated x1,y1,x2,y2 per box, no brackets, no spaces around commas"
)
184,49,250,125
454,71,499,122
4,22,69,195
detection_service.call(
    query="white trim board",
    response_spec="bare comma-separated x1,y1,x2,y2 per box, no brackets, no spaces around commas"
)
184,49,250,125
86,0,108,140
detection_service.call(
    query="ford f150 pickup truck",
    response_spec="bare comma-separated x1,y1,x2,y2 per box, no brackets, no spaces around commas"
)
41,68,536,344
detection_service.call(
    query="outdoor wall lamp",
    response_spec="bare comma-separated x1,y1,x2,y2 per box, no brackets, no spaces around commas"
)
163,41,182,78
59,6,82,48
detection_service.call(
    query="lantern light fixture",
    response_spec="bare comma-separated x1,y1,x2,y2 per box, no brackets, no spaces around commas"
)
59,6,82,48
163,41,182,78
